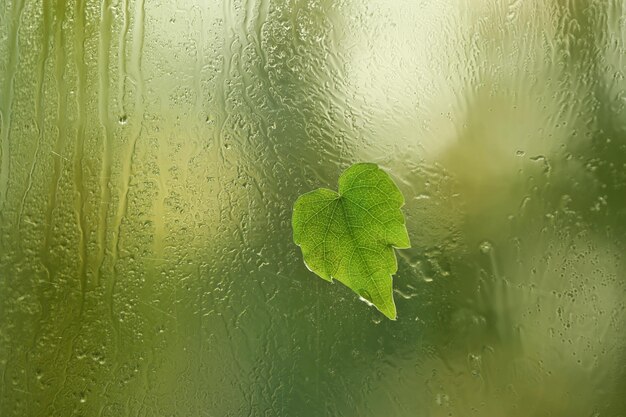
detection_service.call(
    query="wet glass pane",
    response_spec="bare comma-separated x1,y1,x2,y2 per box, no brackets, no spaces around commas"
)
1,1,625,416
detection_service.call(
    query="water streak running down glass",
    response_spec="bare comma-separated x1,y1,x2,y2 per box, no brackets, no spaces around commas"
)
1,1,625,416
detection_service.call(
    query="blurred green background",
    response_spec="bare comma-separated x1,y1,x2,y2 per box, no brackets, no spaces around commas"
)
1,0,625,416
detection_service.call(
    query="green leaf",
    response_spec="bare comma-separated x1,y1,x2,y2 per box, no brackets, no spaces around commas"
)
292,163,411,320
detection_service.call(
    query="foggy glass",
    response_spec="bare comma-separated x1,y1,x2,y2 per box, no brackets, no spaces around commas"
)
1,0,625,416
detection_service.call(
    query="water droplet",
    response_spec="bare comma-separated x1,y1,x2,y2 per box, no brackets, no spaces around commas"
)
358,289,373,306
479,241,493,254
118,115,128,125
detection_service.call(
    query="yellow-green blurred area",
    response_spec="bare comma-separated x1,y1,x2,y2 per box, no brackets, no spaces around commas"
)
1,0,625,415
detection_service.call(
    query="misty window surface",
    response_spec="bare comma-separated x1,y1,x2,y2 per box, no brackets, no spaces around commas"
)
0,0,625,416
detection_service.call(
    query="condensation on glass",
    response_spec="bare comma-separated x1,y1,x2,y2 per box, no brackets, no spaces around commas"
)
1,0,625,416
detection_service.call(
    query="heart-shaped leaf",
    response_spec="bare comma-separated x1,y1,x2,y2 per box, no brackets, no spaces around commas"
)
292,163,411,319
